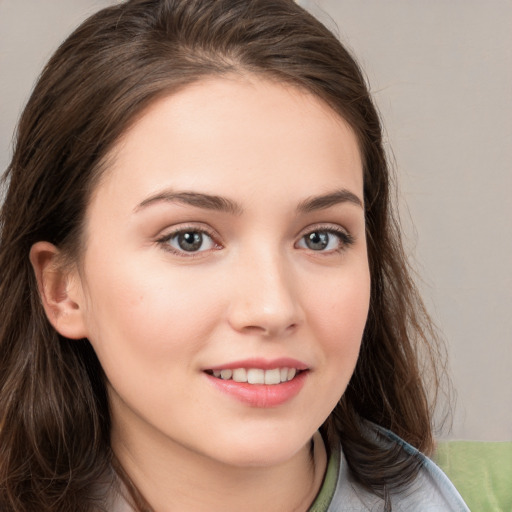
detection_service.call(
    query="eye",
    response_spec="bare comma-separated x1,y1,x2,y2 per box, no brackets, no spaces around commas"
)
297,228,353,252
160,228,218,255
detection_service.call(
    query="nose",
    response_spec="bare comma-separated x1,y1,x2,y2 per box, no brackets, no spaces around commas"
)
226,249,303,338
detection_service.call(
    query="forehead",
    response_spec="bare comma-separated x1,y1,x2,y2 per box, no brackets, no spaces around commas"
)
89,75,363,213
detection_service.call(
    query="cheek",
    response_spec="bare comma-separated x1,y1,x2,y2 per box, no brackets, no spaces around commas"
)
81,257,224,371
304,264,370,372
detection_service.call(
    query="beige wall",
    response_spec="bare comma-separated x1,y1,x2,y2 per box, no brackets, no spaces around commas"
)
1,0,511,441
303,0,512,441
0,0,115,173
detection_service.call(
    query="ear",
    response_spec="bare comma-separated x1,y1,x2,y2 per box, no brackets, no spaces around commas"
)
29,241,88,340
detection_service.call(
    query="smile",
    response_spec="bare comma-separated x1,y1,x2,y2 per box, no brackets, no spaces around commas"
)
207,367,299,385
204,358,309,407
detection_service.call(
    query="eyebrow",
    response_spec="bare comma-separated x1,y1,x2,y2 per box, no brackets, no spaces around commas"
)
135,191,243,215
296,189,363,213
135,188,363,215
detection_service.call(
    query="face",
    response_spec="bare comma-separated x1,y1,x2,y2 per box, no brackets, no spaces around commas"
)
74,76,370,468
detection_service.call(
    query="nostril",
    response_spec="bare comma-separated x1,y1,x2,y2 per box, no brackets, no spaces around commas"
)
239,322,298,337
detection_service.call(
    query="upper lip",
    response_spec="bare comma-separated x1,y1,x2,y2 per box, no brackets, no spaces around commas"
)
206,357,309,371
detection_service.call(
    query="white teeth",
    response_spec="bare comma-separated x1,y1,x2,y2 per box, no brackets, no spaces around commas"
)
220,369,232,380
232,368,247,382
210,367,301,385
264,368,281,385
247,368,265,384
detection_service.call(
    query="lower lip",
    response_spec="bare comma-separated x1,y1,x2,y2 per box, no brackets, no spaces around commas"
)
205,371,308,408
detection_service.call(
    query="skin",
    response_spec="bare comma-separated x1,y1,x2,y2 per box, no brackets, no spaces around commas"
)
32,76,370,511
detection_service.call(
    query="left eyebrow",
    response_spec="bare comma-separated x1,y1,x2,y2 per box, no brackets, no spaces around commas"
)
296,189,363,213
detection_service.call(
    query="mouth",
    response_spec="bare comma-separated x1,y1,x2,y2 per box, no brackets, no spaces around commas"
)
203,358,309,407
204,367,303,385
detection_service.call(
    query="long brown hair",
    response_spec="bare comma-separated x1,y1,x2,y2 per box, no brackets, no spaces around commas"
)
0,0,446,510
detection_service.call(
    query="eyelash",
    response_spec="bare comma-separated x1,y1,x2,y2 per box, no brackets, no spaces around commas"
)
156,224,355,257
295,225,355,254
156,225,221,258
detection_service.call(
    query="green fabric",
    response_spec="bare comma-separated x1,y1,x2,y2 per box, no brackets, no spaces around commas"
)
308,445,340,512
434,441,512,512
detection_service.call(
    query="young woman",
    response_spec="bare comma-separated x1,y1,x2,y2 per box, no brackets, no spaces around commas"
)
0,1,469,510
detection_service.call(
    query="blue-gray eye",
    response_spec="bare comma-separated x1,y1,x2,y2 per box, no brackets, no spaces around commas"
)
168,231,215,253
298,230,345,251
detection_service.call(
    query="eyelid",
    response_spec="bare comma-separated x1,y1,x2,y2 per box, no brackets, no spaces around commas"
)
295,223,355,251
156,223,223,257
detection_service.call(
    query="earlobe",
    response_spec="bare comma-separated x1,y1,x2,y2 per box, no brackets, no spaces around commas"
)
29,241,88,340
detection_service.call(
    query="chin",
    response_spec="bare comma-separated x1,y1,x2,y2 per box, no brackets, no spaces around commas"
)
202,430,313,469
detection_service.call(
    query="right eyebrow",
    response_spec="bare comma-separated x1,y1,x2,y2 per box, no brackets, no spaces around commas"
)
134,190,243,215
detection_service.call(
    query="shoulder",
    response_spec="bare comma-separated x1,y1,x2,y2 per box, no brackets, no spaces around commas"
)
326,427,470,512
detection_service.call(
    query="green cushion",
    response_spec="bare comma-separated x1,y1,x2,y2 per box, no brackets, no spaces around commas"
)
434,441,512,512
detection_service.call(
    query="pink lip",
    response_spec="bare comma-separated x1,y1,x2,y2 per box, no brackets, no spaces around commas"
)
204,358,309,408
206,372,307,408
206,357,309,371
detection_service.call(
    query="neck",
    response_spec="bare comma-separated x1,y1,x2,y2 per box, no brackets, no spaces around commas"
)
110,420,327,512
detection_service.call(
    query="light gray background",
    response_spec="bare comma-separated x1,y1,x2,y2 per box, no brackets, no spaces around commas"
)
1,0,511,441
